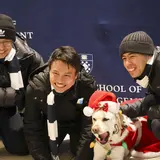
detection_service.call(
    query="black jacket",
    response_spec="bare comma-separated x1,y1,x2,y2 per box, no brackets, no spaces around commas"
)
121,49,160,120
24,64,97,160
0,34,44,110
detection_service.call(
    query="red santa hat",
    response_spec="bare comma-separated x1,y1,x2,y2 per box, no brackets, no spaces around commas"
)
83,91,120,117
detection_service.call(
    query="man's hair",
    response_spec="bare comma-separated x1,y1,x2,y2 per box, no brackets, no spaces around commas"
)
48,46,81,73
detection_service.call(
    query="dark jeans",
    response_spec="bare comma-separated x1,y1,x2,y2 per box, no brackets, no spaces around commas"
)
0,108,29,155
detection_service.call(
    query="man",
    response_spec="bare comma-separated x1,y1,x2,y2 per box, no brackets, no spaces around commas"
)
24,46,97,160
0,14,44,155
119,31,160,140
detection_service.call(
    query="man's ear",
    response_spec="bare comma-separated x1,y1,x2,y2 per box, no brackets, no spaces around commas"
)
76,72,80,79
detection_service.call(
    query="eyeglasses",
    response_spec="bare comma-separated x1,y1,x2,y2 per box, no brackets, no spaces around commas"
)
0,40,12,47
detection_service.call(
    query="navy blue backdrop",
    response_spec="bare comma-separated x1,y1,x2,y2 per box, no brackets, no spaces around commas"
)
1,0,160,102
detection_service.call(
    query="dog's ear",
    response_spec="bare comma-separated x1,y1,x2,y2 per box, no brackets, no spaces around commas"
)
115,111,124,130
119,111,124,124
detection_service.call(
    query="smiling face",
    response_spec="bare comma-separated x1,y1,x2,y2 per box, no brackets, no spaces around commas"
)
0,39,12,59
92,110,117,145
49,60,78,93
122,53,151,78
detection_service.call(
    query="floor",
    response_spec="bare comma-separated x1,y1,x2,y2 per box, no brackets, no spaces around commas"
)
130,158,160,160
0,140,159,160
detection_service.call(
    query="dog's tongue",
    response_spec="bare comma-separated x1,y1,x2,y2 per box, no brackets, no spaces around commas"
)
99,132,109,144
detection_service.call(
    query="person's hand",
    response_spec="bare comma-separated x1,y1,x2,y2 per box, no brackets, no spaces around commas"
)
120,105,128,115
147,104,160,120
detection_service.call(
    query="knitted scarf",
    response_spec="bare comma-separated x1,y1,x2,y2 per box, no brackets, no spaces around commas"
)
47,89,59,160
5,48,24,92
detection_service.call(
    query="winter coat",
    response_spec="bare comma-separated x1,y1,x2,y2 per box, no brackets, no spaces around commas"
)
24,64,97,160
0,34,44,111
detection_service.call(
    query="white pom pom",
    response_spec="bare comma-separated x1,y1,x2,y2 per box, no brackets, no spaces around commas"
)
83,106,93,117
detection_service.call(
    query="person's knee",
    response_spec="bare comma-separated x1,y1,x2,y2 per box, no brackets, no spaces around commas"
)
6,146,29,155
151,119,160,140
5,141,29,155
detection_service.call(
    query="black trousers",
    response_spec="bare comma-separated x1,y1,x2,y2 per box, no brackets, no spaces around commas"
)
58,125,93,160
0,108,29,155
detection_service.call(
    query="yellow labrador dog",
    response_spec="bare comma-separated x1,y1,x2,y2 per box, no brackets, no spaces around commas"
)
83,91,160,160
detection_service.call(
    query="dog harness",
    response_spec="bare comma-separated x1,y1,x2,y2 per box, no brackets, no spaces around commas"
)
110,125,139,150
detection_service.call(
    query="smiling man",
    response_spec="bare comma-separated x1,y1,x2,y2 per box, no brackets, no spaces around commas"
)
24,46,96,160
119,31,160,140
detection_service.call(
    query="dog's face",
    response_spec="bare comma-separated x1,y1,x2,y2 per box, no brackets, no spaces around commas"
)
92,109,118,145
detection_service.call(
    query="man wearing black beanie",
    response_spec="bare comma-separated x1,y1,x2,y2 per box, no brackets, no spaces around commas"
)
119,31,160,140
0,14,44,155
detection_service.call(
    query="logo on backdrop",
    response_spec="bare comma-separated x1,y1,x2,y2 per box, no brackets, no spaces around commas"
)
79,53,93,73
13,20,33,39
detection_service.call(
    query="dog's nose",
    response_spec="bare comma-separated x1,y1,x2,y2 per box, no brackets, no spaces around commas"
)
92,128,99,134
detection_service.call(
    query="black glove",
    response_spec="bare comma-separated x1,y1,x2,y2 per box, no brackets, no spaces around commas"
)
147,104,160,120
15,88,25,111
0,87,16,107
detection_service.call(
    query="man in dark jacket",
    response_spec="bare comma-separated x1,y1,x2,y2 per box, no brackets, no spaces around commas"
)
24,46,97,160
119,31,160,140
0,14,44,155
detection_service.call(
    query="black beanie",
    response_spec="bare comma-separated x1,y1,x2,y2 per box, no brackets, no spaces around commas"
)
119,31,154,57
0,14,16,42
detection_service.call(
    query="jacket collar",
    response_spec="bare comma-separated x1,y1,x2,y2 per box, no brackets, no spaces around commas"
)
134,50,158,88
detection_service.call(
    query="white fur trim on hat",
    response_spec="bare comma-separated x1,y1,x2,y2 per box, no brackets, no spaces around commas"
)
99,101,120,114
131,150,160,158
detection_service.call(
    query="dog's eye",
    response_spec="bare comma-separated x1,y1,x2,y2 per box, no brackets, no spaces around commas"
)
93,118,96,121
103,118,109,121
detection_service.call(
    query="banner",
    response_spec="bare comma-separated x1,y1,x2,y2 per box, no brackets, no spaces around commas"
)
1,0,160,101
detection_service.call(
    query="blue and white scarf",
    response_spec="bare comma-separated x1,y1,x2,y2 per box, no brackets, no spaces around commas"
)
5,48,24,90
4,48,24,131
47,88,59,160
